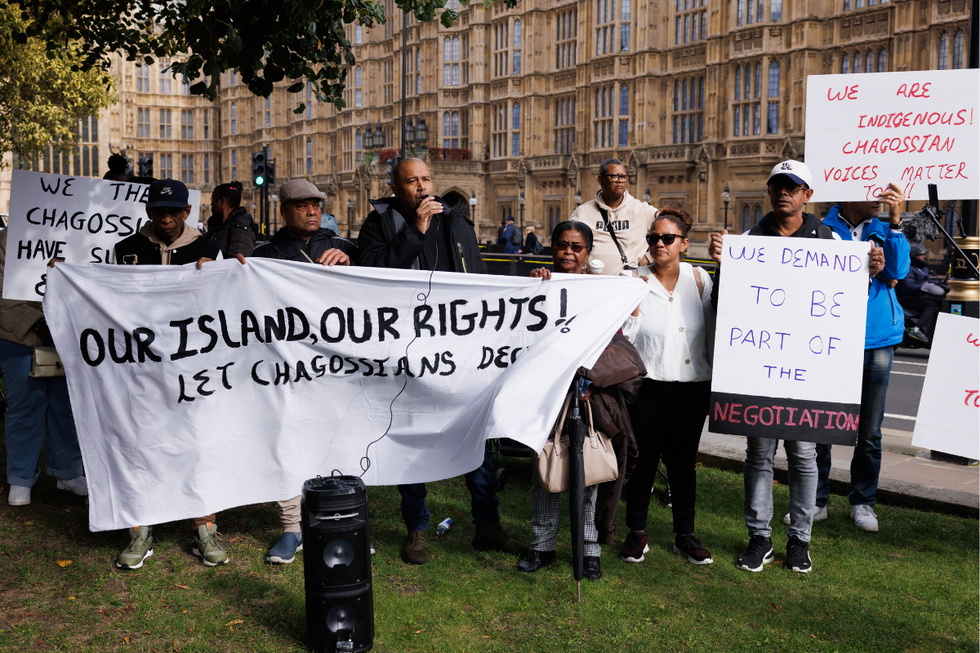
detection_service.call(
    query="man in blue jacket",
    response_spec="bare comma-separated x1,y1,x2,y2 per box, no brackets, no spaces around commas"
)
808,181,909,532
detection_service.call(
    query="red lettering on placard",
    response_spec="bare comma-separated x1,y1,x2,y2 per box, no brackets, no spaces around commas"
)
967,333,979,347
828,85,860,101
965,390,980,408
896,82,931,98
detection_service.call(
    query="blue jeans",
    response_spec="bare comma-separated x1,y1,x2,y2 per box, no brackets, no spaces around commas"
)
744,437,817,542
816,346,893,508
0,339,83,487
398,443,499,531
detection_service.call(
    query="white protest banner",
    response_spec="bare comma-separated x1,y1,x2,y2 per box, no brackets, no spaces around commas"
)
804,69,980,202
911,313,980,460
709,235,870,444
4,170,202,301
43,260,648,532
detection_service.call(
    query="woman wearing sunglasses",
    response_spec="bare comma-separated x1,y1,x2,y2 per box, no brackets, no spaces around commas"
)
518,221,645,580
619,206,715,566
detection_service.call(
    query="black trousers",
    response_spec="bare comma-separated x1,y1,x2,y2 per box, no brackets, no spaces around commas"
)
901,293,942,337
624,379,711,536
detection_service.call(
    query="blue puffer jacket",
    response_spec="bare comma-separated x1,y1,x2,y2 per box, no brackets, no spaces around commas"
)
824,205,910,349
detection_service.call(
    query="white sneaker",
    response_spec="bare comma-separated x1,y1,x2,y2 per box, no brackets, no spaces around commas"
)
782,505,827,525
8,485,31,506
852,504,879,532
57,476,88,497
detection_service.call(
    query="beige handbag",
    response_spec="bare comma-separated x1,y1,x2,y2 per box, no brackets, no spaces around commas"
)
30,346,66,378
537,390,620,493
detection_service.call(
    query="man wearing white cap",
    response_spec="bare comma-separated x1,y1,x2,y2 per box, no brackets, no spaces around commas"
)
708,160,884,575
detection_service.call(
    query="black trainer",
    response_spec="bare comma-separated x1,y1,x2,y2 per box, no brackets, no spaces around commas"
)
673,534,713,565
620,530,649,563
736,535,774,572
583,556,602,581
785,536,812,573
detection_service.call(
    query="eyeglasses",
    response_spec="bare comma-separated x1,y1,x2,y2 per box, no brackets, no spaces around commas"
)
602,174,628,182
646,233,681,246
554,241,587,253
767,182,808,195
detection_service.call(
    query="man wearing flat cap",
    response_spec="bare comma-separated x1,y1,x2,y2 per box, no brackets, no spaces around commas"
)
249,178,356,564
251,179,355,264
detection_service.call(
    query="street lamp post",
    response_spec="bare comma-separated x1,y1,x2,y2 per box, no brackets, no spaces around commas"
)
722,183,730,231
518,191,525,245
346,197,353,239
469,191,477,228
643,188,651,204
575,189,582,207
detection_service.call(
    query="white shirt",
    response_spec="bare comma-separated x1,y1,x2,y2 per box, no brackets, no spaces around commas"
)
621,262,714,382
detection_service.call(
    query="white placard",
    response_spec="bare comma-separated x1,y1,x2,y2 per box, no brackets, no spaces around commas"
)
805,69,980,202
912,313,980,459
710,235,870,443
43,260,648,531
4,170,202,301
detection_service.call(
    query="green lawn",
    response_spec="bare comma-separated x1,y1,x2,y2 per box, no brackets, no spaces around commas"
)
0,456,976,653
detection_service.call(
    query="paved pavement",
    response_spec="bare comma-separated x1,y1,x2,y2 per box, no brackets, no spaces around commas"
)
697,423,980,518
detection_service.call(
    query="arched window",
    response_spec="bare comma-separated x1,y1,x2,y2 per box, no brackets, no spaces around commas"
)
620,85,629,115
877,49,887,72
444,111,452,137
452,112,459,136
307,137,313,157
511,102,520,156
865,51,874,74
681,79,688,111
453,36,460,61
355,66,362,87
741,204,751,233
355,25,362,44
230,101,236,134
698,77,705,109
853,51,862,74
744,64,751,98
514,20,522,48
841,54,849,75
444,37,451,62
82,146,90,177
734,67,741,101
953,31,964,69
753,63,761,98
938,32,949,70
674,80,680,110
355,129,362,150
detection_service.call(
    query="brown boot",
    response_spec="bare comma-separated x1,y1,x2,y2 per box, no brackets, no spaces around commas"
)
472,521,525,554
402,529,429,565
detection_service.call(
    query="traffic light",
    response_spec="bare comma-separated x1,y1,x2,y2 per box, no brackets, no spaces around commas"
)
386,157,398,188
266,158,276,189
252,150,268,187
137,154,153,178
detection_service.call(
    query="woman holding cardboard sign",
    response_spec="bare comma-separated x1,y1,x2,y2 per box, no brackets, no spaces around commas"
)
619,206,716,566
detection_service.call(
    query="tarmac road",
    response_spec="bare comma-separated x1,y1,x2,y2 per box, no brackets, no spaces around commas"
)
883,347,930,433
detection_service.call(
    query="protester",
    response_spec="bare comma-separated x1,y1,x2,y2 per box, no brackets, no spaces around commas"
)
518,221,645,580
248,179,357,564
103,153,130,182
569,158,658,276
110,179,228,569
788,182,908,533
619,207,715,565
207,182,257,258
359,157,524,564
708,160,885,574
497,215,521,254
897,243,944,343
0,232,87,507
523,226,544,255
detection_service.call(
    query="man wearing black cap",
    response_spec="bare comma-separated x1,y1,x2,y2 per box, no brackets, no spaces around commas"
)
708,161,885,576
249,178,355,564
111,179,228,570
207,182,257,258
114,179,221,266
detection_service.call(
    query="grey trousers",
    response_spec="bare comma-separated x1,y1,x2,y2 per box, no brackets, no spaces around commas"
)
529,474,600,557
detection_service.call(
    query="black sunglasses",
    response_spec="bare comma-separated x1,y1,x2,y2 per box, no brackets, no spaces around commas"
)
646,233,681,246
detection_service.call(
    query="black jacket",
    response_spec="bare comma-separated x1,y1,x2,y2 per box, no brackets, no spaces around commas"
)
206,206,258,258
114,230,220,266
358,196,486,273
250,227,357,263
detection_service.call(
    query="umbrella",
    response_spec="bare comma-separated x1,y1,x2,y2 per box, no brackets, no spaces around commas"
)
566,378,587,601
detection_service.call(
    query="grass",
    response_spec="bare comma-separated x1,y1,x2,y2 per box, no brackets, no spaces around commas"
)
0,454,977,653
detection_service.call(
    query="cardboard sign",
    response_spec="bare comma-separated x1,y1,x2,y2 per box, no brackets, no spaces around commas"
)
912,313,980,459
4,170,202,301
710,235,870,444
805,69,980,202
